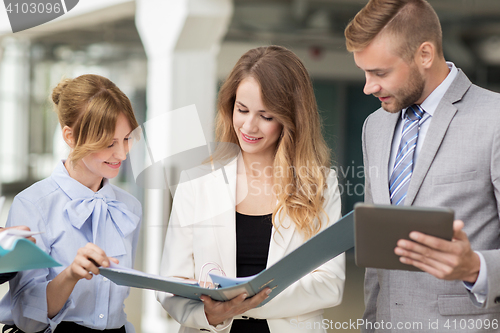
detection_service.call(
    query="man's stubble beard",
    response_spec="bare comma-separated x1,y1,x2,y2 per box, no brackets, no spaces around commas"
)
381,66,425,114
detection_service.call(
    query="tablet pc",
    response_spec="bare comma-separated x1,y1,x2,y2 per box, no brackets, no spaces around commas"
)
354,203,454,271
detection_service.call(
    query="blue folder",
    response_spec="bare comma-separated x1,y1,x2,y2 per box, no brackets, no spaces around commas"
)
100,211,354,307
0,238,61,274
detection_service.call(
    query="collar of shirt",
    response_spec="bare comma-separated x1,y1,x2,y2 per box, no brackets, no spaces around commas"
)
401,62,458,119
51,160,116,202
390,62,459,180
51,160,140,256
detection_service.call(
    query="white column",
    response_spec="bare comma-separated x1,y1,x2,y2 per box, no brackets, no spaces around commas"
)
135,1,232,332
0,38,30,185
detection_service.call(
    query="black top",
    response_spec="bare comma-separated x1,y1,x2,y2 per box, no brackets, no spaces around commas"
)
235,212,273,278
231,212,272,333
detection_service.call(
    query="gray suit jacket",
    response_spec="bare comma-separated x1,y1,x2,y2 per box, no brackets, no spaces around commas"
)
362,70,500,332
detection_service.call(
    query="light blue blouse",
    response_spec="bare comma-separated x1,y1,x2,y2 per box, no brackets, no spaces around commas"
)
0,161,142,333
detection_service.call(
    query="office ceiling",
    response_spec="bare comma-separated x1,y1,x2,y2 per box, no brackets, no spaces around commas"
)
24,0,500,81
228,0,500,65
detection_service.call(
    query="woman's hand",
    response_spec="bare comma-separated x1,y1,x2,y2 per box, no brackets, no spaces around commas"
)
66,243,118,282
200,288,271,326
0,225,36,243
47,243,119,318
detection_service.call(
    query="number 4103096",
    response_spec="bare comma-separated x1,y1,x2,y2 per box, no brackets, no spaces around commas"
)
444,319,498,330
6,2,62,14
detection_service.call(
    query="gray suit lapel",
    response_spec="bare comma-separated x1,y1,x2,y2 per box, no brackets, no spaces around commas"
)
405,70,472,205
375,111,400,204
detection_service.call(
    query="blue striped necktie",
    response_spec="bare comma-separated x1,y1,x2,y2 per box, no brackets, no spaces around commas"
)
389,105,428,205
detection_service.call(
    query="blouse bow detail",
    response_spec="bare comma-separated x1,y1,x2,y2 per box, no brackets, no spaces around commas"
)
64,192,140,257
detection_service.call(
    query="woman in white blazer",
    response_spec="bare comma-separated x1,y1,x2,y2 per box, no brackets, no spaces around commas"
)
157,45,345,333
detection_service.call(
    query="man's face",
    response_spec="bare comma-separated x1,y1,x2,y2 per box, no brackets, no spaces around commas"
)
353,33,425,113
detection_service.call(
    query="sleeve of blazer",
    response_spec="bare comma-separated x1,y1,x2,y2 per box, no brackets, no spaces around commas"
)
156,174,232,333
243,170,346,320
360,115,379,333
476,126,500,309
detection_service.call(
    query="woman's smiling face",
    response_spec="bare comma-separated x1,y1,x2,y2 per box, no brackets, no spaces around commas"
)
76,113,133,190
232,76,283,158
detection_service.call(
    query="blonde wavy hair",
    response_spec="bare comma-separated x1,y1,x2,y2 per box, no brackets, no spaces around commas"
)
52,74,139,166
216,45,332,240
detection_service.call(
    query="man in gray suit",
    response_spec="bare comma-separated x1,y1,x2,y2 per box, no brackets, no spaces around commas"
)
345,0,500,332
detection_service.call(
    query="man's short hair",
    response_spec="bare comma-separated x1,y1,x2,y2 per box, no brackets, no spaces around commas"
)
345,0,443,61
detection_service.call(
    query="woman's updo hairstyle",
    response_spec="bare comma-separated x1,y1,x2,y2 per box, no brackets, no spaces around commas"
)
52,74,139,166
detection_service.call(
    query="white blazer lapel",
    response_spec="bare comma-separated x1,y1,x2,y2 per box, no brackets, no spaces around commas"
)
209,157,298,274
211,160,238,277
267,212,296,268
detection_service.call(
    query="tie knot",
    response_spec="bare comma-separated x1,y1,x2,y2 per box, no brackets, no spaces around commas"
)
406,105,425,122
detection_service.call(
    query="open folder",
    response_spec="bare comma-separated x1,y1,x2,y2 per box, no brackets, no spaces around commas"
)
100,211,354,307
0,196,61,274
0,235,61,274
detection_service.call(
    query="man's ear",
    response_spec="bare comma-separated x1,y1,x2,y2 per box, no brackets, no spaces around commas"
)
62,126,75,148
416,41,435,70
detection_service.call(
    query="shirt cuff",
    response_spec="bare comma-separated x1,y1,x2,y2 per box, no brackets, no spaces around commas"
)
48,298,74,332
463,251,488,304
213,319,232,332
200,308,232,333
196,302,232,333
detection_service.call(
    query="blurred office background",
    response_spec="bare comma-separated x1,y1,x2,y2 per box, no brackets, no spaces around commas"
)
1,0,500,331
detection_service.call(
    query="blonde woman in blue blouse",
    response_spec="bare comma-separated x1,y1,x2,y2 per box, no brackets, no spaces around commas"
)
0,75,142,333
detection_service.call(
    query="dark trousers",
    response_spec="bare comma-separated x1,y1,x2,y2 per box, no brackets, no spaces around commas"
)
2,322,126,333
230,319,270,333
